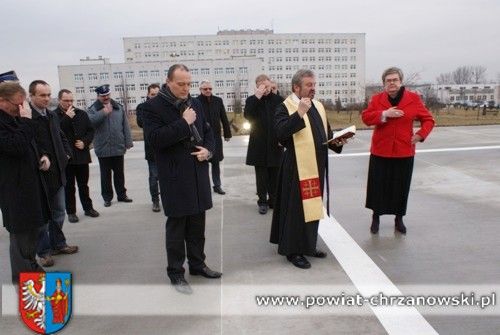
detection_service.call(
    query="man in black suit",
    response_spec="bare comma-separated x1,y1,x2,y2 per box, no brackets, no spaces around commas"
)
196,80,232,195
0,78,48,283
55,89,99,223
141,64,222,294
136,83,161,212
244,74,284,214
29,80,78,267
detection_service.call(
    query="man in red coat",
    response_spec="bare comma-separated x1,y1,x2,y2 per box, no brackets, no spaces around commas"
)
362,67,434,234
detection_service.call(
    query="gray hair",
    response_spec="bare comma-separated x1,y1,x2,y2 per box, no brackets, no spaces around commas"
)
291,69,315,91
199,80,211,87
381,67,404,83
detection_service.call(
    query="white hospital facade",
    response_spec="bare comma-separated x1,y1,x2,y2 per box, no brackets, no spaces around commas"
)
58,29,366,112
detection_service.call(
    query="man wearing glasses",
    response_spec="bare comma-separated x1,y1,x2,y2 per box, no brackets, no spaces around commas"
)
196,80,232,195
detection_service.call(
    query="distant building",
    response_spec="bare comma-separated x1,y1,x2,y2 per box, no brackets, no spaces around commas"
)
59,30,366,112
434,84,498,105
58,56,261,113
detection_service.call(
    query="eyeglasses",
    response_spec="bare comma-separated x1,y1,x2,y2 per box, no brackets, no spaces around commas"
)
201,88,213,91
61,99,74,103
385,78,401,84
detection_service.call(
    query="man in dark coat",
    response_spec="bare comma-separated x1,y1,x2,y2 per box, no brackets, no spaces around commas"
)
56,89,99,223
270,70,345,269
136,83,161,212
29,80,78,267
244,74,284,214
196,80,232,195
0,80,48,283
141,64,221,294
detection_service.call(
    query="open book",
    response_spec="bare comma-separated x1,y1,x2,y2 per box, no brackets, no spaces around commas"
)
324,125,356,144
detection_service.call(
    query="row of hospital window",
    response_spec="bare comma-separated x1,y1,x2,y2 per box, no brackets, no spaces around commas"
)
133,38,357,49
76,80,358,95
268,56,356,62
137,47,357,57
74,66,357,82
268,65,356,72
74,67,249,81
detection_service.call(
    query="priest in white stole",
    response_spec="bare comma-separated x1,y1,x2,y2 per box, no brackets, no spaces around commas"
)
270,69,346,269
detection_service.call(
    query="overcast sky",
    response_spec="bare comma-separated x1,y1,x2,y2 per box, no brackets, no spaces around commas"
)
2,0,499,91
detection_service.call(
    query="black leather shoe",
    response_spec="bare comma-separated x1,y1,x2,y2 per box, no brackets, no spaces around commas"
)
395,216,407,234
189,266,222,278
370,217,380,234
152,201,161,212
68,214,79,223
312,250,327,258
84,209,100,217
286,254,311,269
118,196,133,203
258,204,268,215
213,186,226,195
170,275,193,295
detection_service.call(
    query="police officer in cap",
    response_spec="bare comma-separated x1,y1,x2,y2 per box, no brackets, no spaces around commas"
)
87,84,134,207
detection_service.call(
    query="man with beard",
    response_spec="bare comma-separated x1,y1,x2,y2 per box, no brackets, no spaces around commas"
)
270,70,347,269
55,89,99,222
244,74,284,214
141,64,221,294
0,77,48,283
196,80,232,195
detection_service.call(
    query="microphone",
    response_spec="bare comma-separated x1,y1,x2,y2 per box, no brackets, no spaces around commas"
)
178,100,202,145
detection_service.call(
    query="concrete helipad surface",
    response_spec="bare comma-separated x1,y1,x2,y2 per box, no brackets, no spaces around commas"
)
1,125,499,335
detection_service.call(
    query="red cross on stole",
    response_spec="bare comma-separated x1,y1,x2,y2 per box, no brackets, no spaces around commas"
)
299,177,321,200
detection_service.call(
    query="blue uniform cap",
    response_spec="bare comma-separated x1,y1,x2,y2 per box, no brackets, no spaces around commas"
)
95,84,110,96
0,70,19,83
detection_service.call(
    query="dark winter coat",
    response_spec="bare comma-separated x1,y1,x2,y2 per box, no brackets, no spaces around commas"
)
136,101,154,162
140,94,215,217
55,106,94,165
30,105,72,196
244,93,284,167
196,94,232,162
0,110,50,233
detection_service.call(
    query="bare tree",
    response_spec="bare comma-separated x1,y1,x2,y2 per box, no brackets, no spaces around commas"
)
436,72,453,85
471,65,487,83
421,85,443,112
452,66,473,84
403,71,421,86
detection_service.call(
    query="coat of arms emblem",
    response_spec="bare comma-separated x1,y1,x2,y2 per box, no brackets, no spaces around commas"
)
19,272,72,334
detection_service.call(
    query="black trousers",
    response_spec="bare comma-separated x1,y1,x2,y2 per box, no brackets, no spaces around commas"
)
210,160,221,188
165,213,206,278
98,156,127,202
255,166,279,206
65,164,93,214
10,229,44,284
